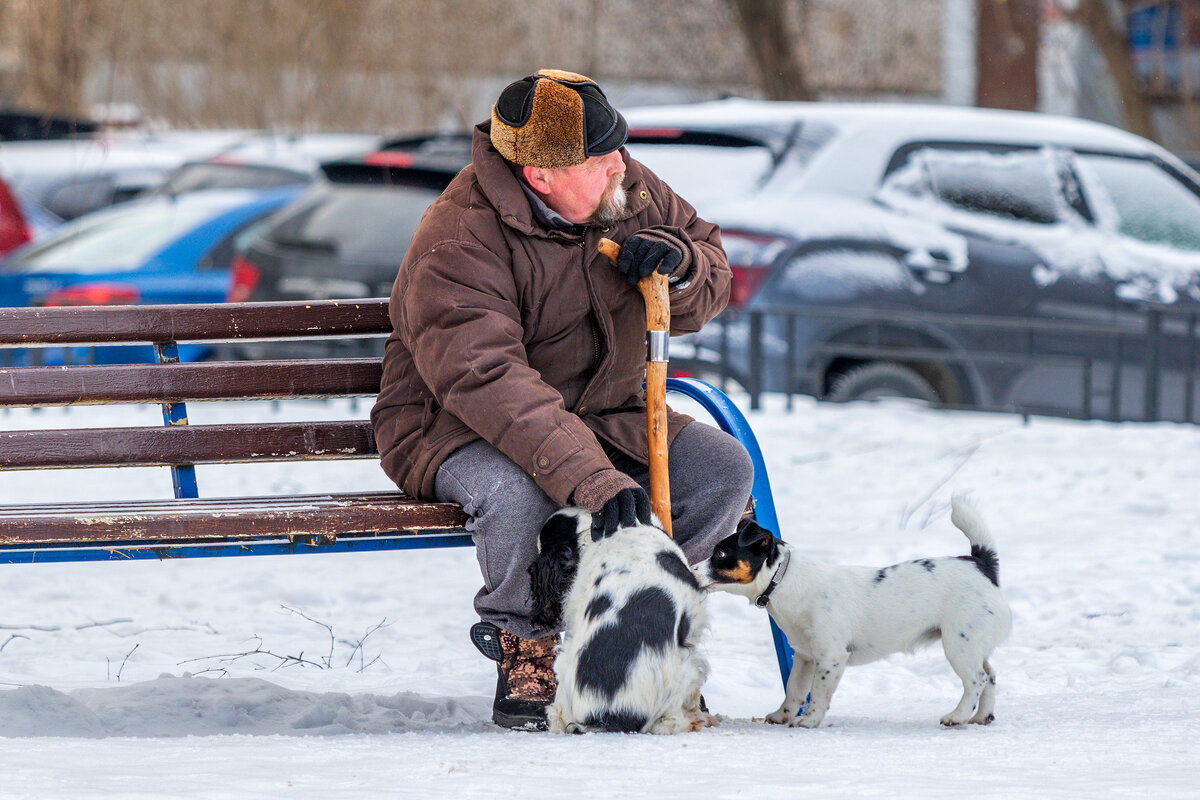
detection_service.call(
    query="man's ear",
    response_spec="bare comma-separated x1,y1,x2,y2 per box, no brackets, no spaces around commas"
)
522,164,553,195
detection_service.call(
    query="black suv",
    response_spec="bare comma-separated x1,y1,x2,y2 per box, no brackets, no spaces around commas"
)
231,136,470,358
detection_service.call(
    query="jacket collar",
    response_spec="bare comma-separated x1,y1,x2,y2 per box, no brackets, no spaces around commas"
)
519,180,580,232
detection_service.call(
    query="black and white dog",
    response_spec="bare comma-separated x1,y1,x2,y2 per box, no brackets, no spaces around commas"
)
528,507,713,734
694,495,1011,727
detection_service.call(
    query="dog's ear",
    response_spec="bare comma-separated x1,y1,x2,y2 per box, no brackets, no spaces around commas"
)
736,518,775,549
528,511,583,630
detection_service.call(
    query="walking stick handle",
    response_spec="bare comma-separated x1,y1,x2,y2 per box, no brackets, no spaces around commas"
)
598,237,672,537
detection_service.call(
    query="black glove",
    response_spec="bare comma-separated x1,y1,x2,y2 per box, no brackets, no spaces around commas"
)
591,487,653,539
615,233,684,288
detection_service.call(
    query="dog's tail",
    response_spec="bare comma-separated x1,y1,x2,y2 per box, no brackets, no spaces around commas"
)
950,493,1000,587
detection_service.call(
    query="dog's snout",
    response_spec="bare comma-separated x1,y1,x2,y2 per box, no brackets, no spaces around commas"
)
690,561,716,590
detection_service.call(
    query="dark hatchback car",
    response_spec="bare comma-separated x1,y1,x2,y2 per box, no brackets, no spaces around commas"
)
231,137,470,358
623,101,1200,423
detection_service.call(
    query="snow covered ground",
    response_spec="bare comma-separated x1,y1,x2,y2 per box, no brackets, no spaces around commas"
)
1,395,1198,798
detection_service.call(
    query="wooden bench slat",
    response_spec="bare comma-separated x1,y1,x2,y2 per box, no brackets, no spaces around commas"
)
0,359,382,407
0,492,469,546
0,299,391,346
0,421,377,469
0,300,476,559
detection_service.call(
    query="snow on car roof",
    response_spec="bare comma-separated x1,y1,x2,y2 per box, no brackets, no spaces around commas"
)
624,98,1156,153
624,98,1173,198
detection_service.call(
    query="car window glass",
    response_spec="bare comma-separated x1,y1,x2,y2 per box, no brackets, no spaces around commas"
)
264,186,442,259
624,143,776,214
883,147,1065,225
3,201,215,273
160,163,308,195
1072,154,1200,252
199,216,275,271
44,177,115,220
232,217,273,253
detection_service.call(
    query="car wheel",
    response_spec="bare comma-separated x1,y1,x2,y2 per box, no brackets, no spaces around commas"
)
827,362,940,404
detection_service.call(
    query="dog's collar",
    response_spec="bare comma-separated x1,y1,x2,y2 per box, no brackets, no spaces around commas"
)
754,547,791,609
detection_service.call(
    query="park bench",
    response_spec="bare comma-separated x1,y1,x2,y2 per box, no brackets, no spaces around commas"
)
0,298,791,681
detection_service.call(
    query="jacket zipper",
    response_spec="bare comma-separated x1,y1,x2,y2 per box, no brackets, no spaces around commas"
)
589,316,601,370
576,234,605,414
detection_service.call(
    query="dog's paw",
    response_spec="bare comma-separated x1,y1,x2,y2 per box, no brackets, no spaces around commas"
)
765,709,793,725
939,713,971,727
788,713,823,729
968,712,995,726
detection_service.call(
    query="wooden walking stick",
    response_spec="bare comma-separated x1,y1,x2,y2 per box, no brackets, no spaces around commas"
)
598,237,672,537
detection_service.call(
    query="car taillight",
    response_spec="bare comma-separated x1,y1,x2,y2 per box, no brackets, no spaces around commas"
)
365,151,416,168
227,255,261,302
721,231,792,308
42,284,140,306
627,127,684,139
729,265,773,307
0,179,31,257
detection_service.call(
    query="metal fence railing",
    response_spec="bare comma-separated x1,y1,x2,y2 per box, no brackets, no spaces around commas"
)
681,304,1200,424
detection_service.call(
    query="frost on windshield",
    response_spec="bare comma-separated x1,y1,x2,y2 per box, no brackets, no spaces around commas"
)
1073,154,1200,252
884,146,1069,225
879,146,1200,305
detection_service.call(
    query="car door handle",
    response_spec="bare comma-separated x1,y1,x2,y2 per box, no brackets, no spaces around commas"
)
903,249,959,283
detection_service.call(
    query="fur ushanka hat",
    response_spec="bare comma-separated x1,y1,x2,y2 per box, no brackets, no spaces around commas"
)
490,69,628,169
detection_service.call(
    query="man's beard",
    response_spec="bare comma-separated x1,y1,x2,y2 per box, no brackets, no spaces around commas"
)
589,173,627,226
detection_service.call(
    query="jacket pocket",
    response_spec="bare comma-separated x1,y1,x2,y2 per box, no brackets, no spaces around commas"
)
420,398,437,435
530,426,583,476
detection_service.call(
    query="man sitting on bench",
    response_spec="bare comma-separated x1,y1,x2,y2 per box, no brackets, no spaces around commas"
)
371,69,753,730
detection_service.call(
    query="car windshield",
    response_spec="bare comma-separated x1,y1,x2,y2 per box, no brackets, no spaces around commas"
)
264,184,444,260
624,142,776,215
1073,154,1200,252
3,199,219,272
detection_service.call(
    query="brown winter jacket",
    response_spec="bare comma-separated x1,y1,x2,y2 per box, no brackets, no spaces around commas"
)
370,122,731,505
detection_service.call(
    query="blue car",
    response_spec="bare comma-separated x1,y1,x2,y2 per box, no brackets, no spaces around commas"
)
0,186,301,364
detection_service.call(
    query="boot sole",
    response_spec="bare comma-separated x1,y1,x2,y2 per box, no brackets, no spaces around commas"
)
493,709,548,731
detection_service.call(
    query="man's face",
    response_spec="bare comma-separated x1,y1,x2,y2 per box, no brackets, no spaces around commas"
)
535,150,626,225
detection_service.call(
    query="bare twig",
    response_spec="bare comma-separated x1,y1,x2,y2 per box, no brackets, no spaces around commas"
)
359,653,384,671
899,441,980,529
281,605,335,668
178,635,329,673
340,618,393,672
104,622,219,638
189,667,230,679
179,608,391,676
0,634,30,653
115,644,139,682
0,623,61,632
75,618,134,631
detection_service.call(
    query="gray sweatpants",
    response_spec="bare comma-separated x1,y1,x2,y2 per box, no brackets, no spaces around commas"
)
434,421,755,639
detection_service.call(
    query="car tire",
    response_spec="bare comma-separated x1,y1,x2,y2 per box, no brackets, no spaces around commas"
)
827,362,939,404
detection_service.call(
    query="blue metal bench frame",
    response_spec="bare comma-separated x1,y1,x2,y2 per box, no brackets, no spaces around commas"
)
666,378,794,684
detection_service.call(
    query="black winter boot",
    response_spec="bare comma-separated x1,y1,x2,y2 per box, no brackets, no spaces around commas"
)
470,621,558,730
